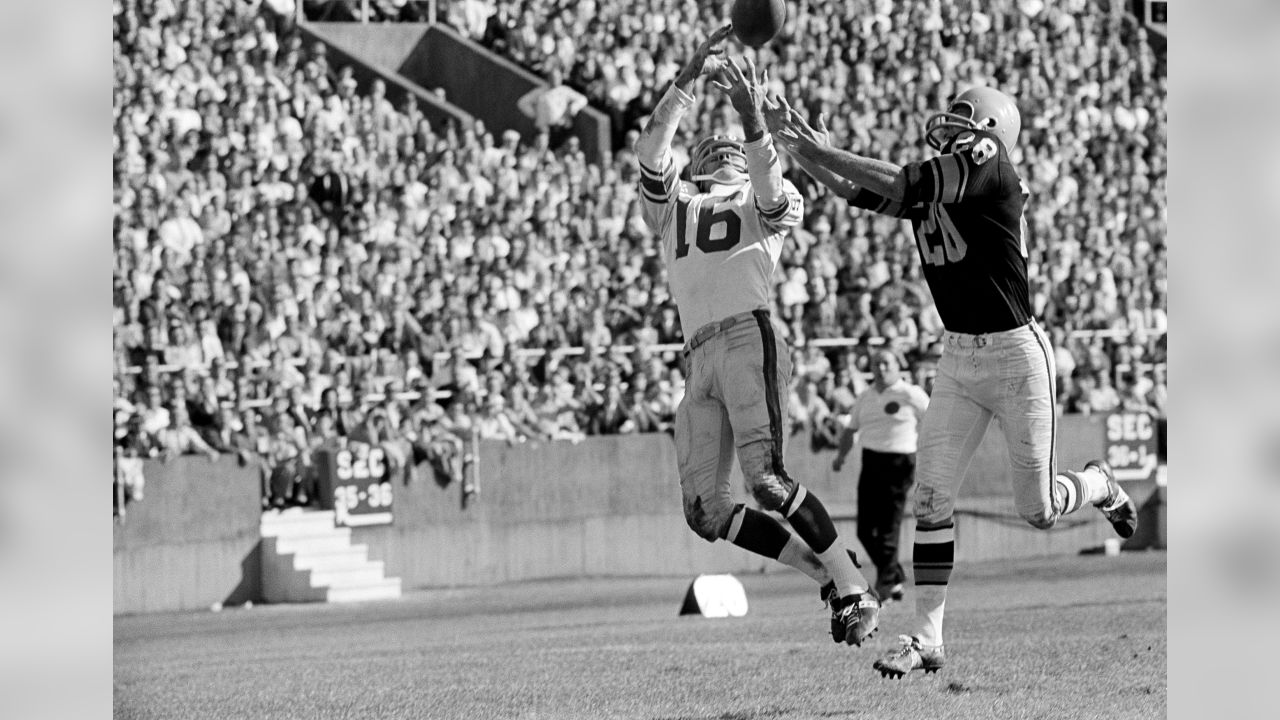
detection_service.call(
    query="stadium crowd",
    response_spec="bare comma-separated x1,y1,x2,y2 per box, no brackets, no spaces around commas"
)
113,0,1166,514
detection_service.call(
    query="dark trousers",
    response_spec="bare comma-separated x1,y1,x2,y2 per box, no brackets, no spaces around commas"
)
856,448,916,589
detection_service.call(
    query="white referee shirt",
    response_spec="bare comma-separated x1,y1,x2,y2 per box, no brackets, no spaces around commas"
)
844,379,930,454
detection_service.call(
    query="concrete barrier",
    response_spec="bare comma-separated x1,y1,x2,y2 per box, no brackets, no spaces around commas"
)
114,415,1146,614
299,23,474,131
306,22,613,163
112,457,264,614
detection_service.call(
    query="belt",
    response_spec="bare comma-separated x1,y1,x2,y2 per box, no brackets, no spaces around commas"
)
683,309,766,354
943,320,1035,349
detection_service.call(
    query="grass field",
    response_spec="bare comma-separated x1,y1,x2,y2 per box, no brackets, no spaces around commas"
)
114,551,1165,720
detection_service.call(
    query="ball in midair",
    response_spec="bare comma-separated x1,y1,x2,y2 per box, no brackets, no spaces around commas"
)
731,0,787,48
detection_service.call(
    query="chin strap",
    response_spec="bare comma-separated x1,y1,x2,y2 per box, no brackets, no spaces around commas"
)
690,168,749,187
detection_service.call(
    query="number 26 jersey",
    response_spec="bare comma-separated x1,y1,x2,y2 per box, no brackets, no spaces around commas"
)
848,128,1032,335
637,140,804,337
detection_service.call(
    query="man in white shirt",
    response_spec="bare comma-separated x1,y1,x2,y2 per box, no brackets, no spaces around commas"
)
833,350,930,602
516,67,588,149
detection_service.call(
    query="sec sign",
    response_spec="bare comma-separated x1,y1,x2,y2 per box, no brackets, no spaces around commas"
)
316,444,394,527
1104,412,1158,482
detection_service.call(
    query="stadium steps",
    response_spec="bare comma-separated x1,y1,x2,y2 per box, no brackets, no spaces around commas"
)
260,508,402,604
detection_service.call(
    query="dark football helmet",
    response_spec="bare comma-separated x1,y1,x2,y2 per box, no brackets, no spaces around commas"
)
924,86,1021,152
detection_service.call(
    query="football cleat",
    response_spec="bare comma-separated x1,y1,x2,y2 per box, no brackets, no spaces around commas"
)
1087,460,1138,539
817,549,866,609
873,635,945,679
827,590,880,647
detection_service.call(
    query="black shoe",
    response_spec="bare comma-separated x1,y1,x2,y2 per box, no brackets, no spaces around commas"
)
1087,460,1138,539
830,591,881,647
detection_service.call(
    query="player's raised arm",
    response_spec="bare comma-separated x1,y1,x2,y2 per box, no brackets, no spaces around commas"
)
768,97,921,220
633,24,733,233
634,25,732,170
777,107,909,203
711,56,801,230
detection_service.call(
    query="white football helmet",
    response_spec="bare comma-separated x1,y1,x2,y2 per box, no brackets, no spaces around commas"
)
924,86,1021,152
689,134,748,189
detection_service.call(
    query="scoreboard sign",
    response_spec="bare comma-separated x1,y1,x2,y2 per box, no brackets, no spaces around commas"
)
1103,412,1159,482
315,445,394,527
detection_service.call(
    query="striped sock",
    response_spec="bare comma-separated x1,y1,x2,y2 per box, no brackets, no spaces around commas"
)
913,521,955,647
781,485,868,594
817,543,868,597
725,505,832,586
1052,472,1087,515
724,505,791,560
1054,467,1109,514
780,484,837,552
777,534,830,585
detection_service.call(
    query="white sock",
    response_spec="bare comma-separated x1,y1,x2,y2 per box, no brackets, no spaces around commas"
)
914,585,947,647
777,535,830,585
1079,466,1112,506
816,543,868,597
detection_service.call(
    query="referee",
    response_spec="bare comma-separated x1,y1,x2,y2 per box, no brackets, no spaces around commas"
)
832,350,930,602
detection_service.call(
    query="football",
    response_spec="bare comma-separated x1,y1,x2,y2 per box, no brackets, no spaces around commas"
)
731,0,787,48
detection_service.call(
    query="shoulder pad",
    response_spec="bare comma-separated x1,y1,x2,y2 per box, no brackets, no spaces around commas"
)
970,137,999,166
953,129,1001,166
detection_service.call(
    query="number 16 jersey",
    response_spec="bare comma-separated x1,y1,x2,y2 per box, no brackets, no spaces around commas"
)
637,137,804,338
848,128,1032,335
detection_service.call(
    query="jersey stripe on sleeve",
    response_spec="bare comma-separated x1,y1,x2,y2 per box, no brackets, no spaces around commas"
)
930,155,970,204
847,187,923,220
638,157,680,204
755,188,803,233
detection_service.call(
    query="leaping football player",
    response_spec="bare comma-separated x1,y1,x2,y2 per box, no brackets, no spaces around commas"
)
770,87,1140,677
633,25,881,648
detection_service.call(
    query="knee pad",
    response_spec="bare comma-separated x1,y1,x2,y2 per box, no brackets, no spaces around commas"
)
739,439,793,512
1023,508,1059,530
683,494,735,542
1021,485,1063,530
913,485,954,528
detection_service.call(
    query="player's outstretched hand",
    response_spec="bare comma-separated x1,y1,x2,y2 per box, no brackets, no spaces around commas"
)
711,55,770,119
761,93,790,135
676,24,735,88
775,97,830,154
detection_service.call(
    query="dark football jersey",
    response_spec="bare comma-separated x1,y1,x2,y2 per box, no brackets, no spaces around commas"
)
847,129,1032,335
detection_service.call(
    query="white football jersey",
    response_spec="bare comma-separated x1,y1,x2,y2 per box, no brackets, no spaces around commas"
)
638,139,803,338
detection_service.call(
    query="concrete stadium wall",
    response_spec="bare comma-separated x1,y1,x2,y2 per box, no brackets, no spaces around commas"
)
114,415,1144,614
113,457,264,614
353,413,1123,589
306,22,612,163
412,25,612,164
299,23,474,131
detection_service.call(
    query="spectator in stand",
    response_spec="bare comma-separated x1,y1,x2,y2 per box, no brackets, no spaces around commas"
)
115,443,147,519
156,405,221,462
1116,372,1152,415
788,376,837,449
620,377,664,435
473,393,521,443
516,67,589,149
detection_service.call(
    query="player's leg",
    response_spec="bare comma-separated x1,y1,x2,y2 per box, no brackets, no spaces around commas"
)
859,450,913,601
877,357,990,677
675,354,830,585
856,452,894,594
725,312,877,645
1002,323,1137,537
